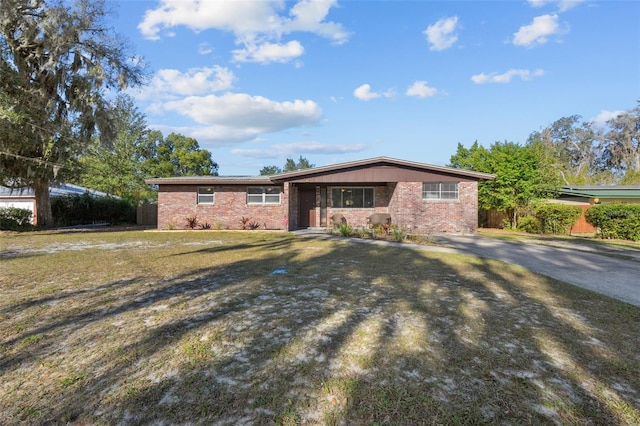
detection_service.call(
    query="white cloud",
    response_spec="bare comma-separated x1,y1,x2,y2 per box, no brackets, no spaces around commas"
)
198,42,213,55
138,1,281,40
406,81,439,98
232,142,366,158
354,84,379,101
285,0,350,44
133,66,235,101
138,0,348,64
513,14,567,47
162,93,322,132
424,16,459,51
528,0,586,12
353,84,394,101
232,40,304,63
471,68,544,84
272,141,366,154
149,124,263,146
591,110,625,127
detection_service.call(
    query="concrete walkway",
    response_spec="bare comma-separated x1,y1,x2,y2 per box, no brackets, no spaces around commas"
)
293,229,640,307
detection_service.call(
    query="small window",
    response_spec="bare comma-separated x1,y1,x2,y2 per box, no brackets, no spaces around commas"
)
197,187,214,204
247,186,281,205
331,187,375,208
423,182,459,200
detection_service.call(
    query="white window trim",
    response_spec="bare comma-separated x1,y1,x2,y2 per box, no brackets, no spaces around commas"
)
247,186,281,205
422,182,459,200
197,187,215,205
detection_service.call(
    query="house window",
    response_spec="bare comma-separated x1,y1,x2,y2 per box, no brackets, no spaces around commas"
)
422,182,459,200
331,187,375,208
197,187,214,204
247,186,281,205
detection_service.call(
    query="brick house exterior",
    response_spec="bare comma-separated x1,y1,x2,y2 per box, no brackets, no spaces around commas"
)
146,157,494,234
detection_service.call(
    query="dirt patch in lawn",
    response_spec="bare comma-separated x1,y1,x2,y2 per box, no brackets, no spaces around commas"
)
1,230,639,425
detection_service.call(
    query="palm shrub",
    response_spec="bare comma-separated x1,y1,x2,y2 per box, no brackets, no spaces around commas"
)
337,223,353,237
390,226,407,242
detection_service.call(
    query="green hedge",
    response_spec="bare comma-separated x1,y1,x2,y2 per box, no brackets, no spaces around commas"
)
51,193,135,226
0,207,33,231
585,204,640,241
534,204,582,235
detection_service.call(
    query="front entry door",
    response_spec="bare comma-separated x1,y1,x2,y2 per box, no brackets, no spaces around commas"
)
299,189,316,228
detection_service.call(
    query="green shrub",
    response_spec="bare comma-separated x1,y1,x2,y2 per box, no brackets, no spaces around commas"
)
0,207,33,231
390,226,407,242
51,193,135,226
517,216,541,234
337,223,353,237
534,204,582,235
585,204,640,241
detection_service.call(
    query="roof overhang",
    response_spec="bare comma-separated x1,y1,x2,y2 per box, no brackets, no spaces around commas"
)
270,156,495,183
145,156,495,186
145,176,275,185
559,185,640,199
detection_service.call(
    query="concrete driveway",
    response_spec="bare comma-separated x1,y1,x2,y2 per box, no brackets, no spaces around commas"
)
433,235,640,307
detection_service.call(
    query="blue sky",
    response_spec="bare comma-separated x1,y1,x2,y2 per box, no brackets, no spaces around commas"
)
113,0,640,175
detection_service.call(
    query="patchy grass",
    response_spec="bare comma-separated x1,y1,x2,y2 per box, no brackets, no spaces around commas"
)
1,229,639,425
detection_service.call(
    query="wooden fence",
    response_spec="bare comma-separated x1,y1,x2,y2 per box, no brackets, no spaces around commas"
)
137,203,157,226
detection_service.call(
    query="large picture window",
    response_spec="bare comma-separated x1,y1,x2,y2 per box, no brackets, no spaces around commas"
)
422,182,459,200
197,187,214,204
247,187,281,205
331,187,375,208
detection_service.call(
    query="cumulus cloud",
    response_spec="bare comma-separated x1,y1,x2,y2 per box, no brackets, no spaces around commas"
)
513,14,567,47
528,0,586,12
424,16,459,51
232,142,366,159
353,84,394,101
148,93,322,147
285,0,350,44
232,40,304,63
406,81,439,98
138,0,348,64
149,124,265,146
162,93,322,131
134,66,235,101
591,110,625,127
471,69,544,84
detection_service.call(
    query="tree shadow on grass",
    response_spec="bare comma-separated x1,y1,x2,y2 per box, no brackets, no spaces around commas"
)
1,234,639,425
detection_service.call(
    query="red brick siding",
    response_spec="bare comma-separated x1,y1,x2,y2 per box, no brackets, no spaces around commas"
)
157,184,286,230
324,182,478,234
388,181,478,234
157,180,479,234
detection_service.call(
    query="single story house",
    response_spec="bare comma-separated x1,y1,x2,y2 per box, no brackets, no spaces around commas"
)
552,185,640,233
0,183,114,225
146,156,494,234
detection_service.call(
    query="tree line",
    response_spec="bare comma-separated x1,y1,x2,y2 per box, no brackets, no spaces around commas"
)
1,1,637,228
0,0,216,226
449,102,639,228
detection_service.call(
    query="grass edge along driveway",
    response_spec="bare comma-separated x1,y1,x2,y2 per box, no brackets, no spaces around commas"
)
1,230,639,425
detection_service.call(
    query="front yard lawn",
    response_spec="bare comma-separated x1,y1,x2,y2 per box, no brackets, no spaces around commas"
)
1,229,639,425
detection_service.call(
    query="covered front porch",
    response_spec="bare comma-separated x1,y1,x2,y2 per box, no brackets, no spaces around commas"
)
288,182,397,230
